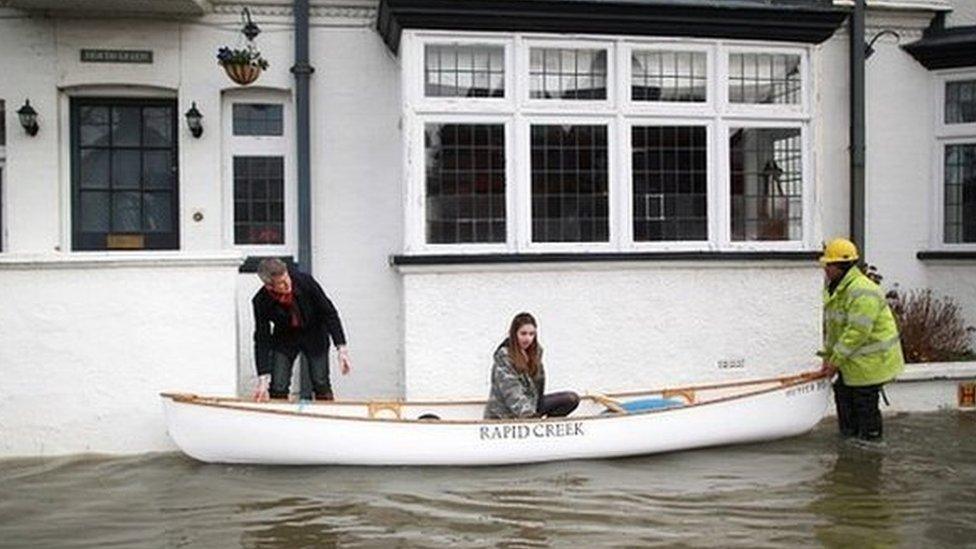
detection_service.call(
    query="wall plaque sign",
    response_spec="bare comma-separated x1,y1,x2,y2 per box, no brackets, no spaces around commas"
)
80,49,153,64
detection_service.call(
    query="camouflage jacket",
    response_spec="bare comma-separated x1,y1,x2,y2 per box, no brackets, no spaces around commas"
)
483,343,545,419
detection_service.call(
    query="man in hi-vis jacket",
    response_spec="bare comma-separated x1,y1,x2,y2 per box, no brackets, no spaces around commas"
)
819,238,904,441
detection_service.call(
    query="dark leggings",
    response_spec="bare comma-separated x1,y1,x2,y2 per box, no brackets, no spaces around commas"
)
834,374,883,441
538,391,580,418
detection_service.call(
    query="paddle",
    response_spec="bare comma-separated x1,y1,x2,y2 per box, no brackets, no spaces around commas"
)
588,393,628,414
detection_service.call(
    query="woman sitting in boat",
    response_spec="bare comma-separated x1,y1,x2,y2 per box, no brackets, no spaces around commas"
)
484,312,580,420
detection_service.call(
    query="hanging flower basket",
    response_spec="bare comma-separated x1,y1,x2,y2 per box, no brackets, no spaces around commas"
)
217,46,269,86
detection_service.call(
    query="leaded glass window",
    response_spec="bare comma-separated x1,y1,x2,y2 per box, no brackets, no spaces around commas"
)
425,45,505,98
632,51,706,102
730,127,803,241
425,123,506,243
531,125,609,242
530,48,607,100
729,53,801,105
632,126,707,241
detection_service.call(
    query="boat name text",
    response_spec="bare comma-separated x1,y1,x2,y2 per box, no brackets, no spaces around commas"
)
479,422,584,441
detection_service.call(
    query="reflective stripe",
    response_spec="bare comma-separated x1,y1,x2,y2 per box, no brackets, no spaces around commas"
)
850,336,901,357
834,342,854,358
847,313,875,328
826,310,847,321
848,288,883,302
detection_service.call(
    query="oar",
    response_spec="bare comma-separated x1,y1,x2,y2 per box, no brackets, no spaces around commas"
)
588,393,628,414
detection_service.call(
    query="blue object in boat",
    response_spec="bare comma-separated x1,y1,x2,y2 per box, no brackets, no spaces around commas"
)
620,398,684,412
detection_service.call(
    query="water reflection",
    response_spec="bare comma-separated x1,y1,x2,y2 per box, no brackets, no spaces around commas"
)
810,442,898,548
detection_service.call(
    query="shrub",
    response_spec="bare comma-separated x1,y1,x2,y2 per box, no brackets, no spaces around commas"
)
886,287,976,363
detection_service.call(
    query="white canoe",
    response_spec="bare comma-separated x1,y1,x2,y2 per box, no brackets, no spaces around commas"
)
161,372,830,466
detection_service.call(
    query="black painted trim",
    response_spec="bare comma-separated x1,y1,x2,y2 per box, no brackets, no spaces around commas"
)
391,251,820,266
903,20,976,70
916,251,976,261
239,255,297,273
377,0,848,53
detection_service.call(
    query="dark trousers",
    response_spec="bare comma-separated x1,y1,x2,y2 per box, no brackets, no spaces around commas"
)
538,391,580,418
834,374,883,441
270,347,332,400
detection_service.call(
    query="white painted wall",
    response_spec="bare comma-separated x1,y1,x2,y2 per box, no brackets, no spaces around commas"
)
400,263,823,400
0,254,240,457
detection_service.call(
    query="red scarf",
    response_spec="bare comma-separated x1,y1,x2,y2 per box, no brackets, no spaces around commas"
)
267,289,302,328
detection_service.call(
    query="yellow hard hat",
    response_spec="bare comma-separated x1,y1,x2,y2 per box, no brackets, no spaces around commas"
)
820,238,859,264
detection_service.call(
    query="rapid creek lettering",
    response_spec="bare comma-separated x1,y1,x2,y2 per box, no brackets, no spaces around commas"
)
479,422,584,441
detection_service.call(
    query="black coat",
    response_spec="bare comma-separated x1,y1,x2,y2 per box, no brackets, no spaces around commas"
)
252,269,347,375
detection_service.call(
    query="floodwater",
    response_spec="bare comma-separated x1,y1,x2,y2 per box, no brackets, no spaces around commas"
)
1,412,974,548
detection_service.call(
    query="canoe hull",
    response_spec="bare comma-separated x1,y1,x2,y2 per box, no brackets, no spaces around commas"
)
162,376,831,466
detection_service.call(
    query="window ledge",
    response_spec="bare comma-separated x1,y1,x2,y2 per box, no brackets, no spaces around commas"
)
391,250,820,268
0,251,244,271
916,250,976,261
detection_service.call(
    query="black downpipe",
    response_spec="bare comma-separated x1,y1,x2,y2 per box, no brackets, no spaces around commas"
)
293,0,313,273
292,0,314,398
850,0,866,256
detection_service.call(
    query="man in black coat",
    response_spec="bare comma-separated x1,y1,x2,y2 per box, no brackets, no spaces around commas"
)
252,258,351,400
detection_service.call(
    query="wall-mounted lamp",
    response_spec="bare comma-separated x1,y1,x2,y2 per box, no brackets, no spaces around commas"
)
865,30,901,59
184,102,203,138
17,99,38,136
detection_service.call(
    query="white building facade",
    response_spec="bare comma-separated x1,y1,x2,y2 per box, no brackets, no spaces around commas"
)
0,0,973,457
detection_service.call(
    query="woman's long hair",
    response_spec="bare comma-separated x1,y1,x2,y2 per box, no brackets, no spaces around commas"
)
507,312,542,377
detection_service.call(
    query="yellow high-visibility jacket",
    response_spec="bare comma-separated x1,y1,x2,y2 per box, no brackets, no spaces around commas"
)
823,266,904,386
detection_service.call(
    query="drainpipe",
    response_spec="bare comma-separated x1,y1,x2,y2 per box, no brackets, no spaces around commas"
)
850,0,866,256
292,0,313,273
292,0,314,397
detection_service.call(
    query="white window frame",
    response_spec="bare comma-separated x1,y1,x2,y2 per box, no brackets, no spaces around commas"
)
520,115,618,253
413,35,515,114
520,37,617,114
401,30,815,255
932,70,976,250
222,91,297,256
622,118,716,252
407,114,515,254
721,44,809,120
623,41,714,116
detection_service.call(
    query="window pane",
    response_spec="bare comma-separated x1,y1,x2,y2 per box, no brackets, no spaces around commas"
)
79,192,110,232
632,126,707,241
112,192,141,232
946,80,976,124
111,106,141,146
143,192,173,233
730,127,803,241
143,107,172,146
729,53,801,105
425,45,505,98
232,104,284,136
632,50,706,102
234,156,285,244
80,106,110,147
79,149,110,189
531,125,608,242
143,150,174,189
425,123,506,244
112,150,141,189
530,48,607,100
945,143,976,243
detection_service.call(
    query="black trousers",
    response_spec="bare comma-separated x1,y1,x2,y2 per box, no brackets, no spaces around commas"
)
538,391,580,418
270,347,332,400
834,374,883,441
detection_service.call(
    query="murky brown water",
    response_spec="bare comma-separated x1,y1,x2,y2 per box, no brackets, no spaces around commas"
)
1,412,974,548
